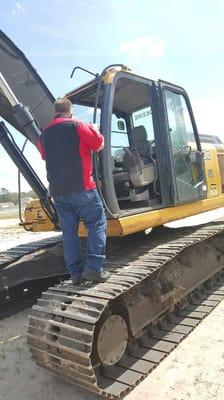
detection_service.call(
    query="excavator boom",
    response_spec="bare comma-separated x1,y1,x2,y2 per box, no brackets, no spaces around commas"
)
0,29,55,140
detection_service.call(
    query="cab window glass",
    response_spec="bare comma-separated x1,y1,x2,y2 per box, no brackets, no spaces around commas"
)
132,106,155,141
165,91,197,150
111,114,128,150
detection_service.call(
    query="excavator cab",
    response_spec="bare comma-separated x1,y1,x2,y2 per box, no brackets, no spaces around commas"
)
67,67,206,217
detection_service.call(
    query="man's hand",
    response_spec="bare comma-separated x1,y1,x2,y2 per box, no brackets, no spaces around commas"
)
78,121,104,151
97,142,104,151
90,123,100,131
90,123,104,151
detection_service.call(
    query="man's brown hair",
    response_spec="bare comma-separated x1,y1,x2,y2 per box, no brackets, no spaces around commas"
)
54,97,72,114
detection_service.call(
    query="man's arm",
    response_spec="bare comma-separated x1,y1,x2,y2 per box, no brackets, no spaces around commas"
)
37,137,46,160
77,121,104,151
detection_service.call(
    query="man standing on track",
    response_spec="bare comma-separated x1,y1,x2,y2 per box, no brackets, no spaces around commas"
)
38,97,109,285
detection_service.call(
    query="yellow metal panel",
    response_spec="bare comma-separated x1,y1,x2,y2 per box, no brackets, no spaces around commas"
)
203,148,222,197
78,196,224,237
217,153,224,193
24,191,224,237
115,196,224,236
103,70,117,84
78,218,122,237
24,196,224,236
23,199,55,232
103,66,132,84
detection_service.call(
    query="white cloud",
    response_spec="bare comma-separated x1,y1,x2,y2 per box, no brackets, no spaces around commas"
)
12,2,26,16
119,36,165,59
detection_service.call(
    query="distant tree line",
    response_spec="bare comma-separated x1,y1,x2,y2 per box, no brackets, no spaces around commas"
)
0,187,37,205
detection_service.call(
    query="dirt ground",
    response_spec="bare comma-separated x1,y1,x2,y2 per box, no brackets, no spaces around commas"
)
0,217,224,400
0,218,60,252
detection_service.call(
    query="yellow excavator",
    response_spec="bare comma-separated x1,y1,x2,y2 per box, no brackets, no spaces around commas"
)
8,65,224,236
0,30,224,398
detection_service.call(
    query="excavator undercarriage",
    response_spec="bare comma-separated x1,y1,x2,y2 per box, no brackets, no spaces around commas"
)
27,222,224,398
0,235,65,302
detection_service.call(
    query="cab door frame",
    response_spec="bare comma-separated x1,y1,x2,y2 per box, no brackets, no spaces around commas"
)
101,71,163,216
158,80,207,205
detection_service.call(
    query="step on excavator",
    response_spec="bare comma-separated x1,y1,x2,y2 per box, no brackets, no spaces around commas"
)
0,30,224,397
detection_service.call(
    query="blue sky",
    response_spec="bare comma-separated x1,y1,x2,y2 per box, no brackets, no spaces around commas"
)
0,0,224,191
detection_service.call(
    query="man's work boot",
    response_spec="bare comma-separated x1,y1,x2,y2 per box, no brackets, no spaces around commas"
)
82,270,110,283
72,275,82,286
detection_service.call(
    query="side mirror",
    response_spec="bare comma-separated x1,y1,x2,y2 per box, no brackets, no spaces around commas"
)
117,120,125,131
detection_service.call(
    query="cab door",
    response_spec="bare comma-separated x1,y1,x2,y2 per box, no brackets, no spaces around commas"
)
159,81,207,204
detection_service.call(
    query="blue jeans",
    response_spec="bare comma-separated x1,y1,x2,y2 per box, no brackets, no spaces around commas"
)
54,189,107,278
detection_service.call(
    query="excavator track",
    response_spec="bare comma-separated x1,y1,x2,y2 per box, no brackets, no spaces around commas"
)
27,222,224,398
0,235,62,268
0,235,66,302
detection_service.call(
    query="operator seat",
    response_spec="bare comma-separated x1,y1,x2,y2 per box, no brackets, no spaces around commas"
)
124,125,155,188
132,126,152,163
